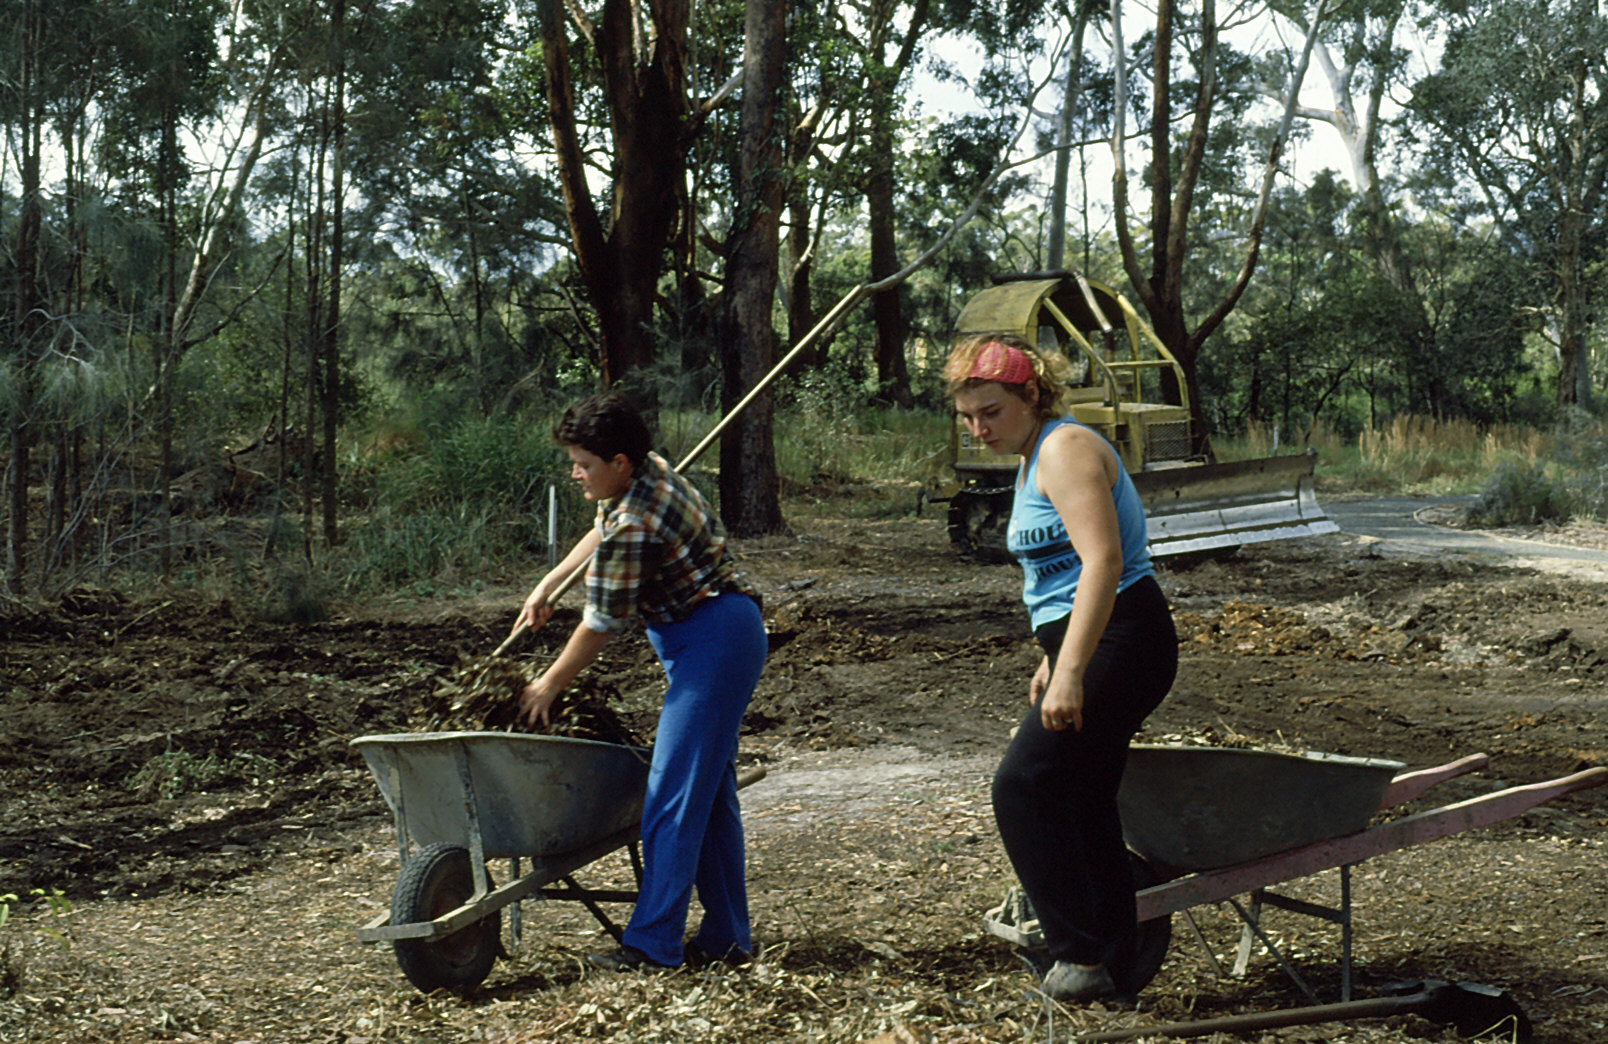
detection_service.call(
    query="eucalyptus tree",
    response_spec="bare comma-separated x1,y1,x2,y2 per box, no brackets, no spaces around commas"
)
0,0,186,591
1108,0,1329,449
100,0,224,563
716,0,788,535
1407,0,1608,414
1203,172,1423,434
1258,0,1472,421
82,0,297,569
344,0,569,412
1044,0,1110,270
521,0,712,388
2,0,49,592
849,0,938,408
1269,0,1416,292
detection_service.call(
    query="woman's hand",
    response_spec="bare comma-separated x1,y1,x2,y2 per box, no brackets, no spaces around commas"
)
1029,655,1051,704
1039,669,1085,732
512,528,601,639
518,622,612,728
512,583,556,637
519,675,561,728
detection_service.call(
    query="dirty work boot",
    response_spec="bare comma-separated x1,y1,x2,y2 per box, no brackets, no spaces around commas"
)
587,945,668,972
1042,961,1116,1003
683,939,754,969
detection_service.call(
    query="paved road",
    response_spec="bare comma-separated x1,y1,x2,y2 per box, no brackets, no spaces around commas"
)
1321,496,1608,569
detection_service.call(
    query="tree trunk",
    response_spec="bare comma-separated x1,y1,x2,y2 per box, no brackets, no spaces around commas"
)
867,106,913,407
6,0,42,594
1555,185,1586,413
322,0,345,548
718,0,788,537
785,193,820,368
158,109,181,578
1047,4,1093,271
1113,0,1323,451
539,0,692,388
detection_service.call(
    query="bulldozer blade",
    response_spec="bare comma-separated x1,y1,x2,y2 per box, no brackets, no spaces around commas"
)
1131,453,1338,558
1073,979,1532,1042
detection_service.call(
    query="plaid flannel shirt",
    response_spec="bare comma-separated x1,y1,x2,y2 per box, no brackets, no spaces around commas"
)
583,452,757,633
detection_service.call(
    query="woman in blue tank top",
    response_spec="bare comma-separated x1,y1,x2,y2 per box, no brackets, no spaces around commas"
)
946,334,1178,1004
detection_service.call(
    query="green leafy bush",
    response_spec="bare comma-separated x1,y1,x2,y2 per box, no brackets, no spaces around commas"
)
1465,460,1574,527
340,408,588,592
1556,410,1608,520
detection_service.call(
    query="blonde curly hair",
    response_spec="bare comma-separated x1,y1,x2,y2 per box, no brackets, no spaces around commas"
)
943,333,1076,420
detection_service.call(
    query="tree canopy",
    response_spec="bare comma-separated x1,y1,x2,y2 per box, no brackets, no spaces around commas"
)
2,0,1604,593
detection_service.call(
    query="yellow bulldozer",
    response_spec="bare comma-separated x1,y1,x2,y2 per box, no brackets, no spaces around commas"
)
926,271,1338,561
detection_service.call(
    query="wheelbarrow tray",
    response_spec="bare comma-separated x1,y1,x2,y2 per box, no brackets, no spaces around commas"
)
986,752,1606,998
1117,745,1406,871
351,731,650,861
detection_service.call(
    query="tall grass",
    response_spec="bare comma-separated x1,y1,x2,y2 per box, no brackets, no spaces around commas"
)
224,404,1608,606
769,384,951,518
335,410,588,596
1215,412,1608,524
1216,415,1557,497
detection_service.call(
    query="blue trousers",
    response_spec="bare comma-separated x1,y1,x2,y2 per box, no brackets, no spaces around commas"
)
621,592,766,965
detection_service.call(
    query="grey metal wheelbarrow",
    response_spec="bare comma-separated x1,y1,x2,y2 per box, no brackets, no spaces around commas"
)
984,744,1607,1003
351,730,763,993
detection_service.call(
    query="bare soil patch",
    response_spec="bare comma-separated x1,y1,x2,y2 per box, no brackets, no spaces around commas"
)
2,508,1605,1042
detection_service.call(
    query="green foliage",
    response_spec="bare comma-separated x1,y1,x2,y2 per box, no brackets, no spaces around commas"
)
1459,411,1608,526
0,887,74,977
127,750,279,800
1466,461,1573,527
337,406,586,592
1556,409,1608,519
342,504,513,590
770,377,950,517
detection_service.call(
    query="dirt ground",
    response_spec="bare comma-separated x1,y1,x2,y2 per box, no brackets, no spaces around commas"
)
2,505,1605,1043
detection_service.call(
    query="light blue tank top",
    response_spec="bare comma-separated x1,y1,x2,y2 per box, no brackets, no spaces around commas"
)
1008,417,1154,630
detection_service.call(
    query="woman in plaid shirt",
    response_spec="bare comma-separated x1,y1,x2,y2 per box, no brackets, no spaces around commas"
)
511,392,767,972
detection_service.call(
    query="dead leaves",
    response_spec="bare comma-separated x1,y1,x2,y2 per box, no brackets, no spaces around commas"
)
412,655,647,748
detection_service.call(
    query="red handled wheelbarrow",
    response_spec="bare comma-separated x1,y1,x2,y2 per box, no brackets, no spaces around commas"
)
985,745,1607,1006
350,731,763,993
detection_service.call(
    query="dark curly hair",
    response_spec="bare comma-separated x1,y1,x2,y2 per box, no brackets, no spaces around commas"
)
551,391,653,468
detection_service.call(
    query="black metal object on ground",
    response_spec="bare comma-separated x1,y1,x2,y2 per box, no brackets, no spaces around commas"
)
1073,979,1532,1042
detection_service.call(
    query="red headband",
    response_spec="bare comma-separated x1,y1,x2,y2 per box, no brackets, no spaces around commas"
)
967,341,1035,385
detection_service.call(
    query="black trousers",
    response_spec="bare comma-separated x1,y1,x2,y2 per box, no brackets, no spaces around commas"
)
991,574,1177,965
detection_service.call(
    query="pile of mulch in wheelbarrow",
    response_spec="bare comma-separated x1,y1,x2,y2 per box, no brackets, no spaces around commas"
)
412,655,647,748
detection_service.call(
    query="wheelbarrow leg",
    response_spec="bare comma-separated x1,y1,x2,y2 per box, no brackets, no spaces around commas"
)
1231,892,1261,982
454,745,492,898
1179,909,1225,978
1227,896,1320,1004
561,874,628,943
509,857,522,949
1229,863,1356,1003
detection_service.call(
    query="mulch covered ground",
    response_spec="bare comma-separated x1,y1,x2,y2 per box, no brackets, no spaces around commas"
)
2,507,1605,1042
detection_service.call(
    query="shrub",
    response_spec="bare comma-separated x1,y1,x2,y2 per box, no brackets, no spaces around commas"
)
1556,409,1608,520
1465,461,1574,527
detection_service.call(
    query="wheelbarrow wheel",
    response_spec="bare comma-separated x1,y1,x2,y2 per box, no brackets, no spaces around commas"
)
1112,854,1172,998
390,843,501,993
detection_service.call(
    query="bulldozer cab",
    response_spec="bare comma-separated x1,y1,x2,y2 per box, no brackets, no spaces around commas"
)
932,271,1337,561
948,272,1198,478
